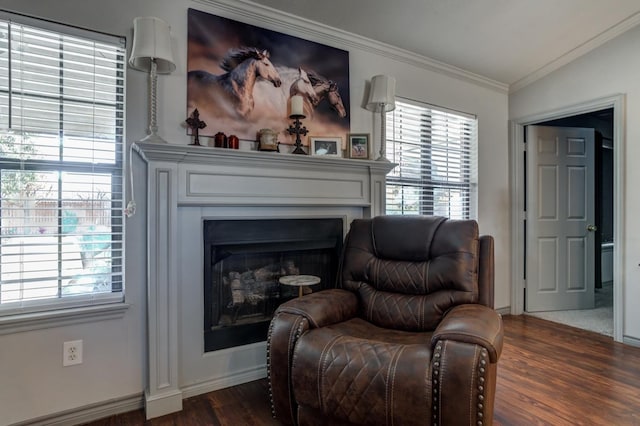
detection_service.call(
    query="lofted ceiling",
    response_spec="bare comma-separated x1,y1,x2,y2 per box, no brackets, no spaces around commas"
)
250,0,640,90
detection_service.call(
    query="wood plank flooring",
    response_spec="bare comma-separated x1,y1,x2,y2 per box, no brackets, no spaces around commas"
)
83,315,640,425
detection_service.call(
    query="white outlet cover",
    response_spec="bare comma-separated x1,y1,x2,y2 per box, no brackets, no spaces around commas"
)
63,340,83,366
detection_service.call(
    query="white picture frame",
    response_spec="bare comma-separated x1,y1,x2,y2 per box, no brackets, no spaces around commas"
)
309,136,342,157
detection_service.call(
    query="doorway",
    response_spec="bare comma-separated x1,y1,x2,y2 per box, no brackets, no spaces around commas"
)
524,110,613,336
509,95,624,342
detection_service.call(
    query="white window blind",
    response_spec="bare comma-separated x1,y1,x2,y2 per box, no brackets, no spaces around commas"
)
386,98,477,219
0,12,126,315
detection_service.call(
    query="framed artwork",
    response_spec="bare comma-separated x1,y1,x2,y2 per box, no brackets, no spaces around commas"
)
187,8,350,145
310,137,342,157
348,133,370,159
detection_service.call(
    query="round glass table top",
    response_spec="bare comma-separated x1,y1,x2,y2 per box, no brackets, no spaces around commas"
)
279,275,321,287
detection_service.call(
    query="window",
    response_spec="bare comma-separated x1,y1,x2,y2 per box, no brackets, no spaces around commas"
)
0,12,125,317
385,98,477,219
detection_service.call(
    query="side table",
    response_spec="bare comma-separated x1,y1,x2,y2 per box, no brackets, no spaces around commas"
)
279,275,321,298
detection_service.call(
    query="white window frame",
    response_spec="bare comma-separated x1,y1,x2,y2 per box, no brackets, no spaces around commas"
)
385,97,478,220
0,11,129,333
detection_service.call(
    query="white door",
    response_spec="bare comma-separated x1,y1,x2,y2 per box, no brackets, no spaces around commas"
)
526,126,596,312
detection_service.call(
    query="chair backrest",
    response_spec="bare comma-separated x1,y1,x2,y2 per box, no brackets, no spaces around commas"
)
339,215,490,331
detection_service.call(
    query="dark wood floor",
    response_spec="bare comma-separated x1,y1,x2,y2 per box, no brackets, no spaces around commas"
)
84,315,640,425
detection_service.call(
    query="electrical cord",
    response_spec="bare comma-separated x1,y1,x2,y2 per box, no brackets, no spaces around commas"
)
124,143,136,217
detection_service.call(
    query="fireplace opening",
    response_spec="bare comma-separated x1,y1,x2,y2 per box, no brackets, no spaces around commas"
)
203,218,343,352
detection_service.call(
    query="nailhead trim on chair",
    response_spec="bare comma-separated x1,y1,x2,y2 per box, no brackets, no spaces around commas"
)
267,314,278,419
267,314,309,421
431,342,443,426
295,318,308,340
476,348,488,426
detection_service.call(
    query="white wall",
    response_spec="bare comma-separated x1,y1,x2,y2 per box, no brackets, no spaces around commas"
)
0,0,509,423
510,24,640,340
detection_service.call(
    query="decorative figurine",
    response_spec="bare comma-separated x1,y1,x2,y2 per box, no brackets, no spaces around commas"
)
185,109,207,146
228,134,240,149
258,128,279,151
214,132,227,148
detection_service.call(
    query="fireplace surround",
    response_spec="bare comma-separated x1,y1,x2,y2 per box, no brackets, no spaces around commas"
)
134,141,394,419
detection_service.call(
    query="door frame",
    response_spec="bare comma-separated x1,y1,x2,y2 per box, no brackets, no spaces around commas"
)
509,94,625,342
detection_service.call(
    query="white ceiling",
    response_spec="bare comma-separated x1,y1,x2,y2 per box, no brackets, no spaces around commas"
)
251,0,640,89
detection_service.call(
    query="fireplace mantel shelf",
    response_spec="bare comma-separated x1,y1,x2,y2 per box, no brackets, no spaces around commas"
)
133,141,396,175
134,141,396,208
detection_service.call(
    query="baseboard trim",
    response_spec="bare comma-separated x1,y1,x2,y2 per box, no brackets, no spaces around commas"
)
145,389,183,419
623,336,640,348
181,364,267,399
10,366,267,425
10,393,144,426
496,306,511,316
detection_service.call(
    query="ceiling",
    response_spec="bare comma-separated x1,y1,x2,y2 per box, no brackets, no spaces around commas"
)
251,0,640,89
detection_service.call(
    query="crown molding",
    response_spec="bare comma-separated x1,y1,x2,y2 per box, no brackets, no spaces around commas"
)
191,0,509,94
510,11,640,93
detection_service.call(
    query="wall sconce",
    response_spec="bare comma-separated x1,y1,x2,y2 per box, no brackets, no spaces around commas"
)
129,16,176,143
365,75,396,161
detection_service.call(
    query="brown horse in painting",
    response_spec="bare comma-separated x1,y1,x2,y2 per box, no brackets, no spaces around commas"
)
187,47,282,118
308,71,347,118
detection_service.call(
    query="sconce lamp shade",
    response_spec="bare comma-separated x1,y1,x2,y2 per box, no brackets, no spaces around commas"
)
366,75,396,112
129,17,176,74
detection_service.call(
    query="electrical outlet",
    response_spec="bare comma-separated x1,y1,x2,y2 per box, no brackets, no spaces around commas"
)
63,340,83,366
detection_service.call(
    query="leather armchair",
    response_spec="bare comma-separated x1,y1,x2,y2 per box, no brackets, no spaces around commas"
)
268,216,503,426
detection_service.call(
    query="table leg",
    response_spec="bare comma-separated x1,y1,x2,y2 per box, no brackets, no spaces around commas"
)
298,286,303,298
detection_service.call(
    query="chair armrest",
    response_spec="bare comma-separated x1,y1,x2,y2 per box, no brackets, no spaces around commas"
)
431,304,503,362
276,288,358,328
269,289,357,425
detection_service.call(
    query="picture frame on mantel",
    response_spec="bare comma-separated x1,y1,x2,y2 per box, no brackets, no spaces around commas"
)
310,136,342,157
348,133,370,159
186,8,351,145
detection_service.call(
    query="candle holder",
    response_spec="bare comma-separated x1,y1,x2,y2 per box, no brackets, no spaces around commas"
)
287,114,308,155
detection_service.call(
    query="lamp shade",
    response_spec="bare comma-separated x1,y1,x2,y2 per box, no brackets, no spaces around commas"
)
129,16,176,74
366,75,396,112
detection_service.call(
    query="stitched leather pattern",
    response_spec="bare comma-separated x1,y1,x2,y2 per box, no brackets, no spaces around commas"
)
292,323,433,425
371,259,429,294
359,283,477,331
369,254,477,295
320,337,400,425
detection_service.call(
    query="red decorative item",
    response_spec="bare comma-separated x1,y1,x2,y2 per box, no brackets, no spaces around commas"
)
228,135,239,149
214,132,227,148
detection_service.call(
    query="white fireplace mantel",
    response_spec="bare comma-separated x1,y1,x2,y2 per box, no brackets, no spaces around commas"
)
133,141,395,419
134,141,395,210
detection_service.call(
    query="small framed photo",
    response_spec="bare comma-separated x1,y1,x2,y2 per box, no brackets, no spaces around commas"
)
348,133,370,159
310,136,342,157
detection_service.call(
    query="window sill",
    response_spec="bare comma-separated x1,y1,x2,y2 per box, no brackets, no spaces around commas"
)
0,302,131,335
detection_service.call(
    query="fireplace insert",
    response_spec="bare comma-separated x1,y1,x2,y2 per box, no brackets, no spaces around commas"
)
203,218,343,351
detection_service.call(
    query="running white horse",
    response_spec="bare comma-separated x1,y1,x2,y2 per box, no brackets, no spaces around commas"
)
289,67,319,106
187,47,282,119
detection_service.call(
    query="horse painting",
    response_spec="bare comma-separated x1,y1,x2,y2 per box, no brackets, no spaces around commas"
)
187,47,282,119
187,9,349,143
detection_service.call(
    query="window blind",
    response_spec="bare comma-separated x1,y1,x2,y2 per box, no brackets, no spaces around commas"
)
385,98,477,219
0,12,125,314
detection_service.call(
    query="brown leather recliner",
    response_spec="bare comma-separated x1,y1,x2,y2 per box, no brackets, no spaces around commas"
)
268,216,503,426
